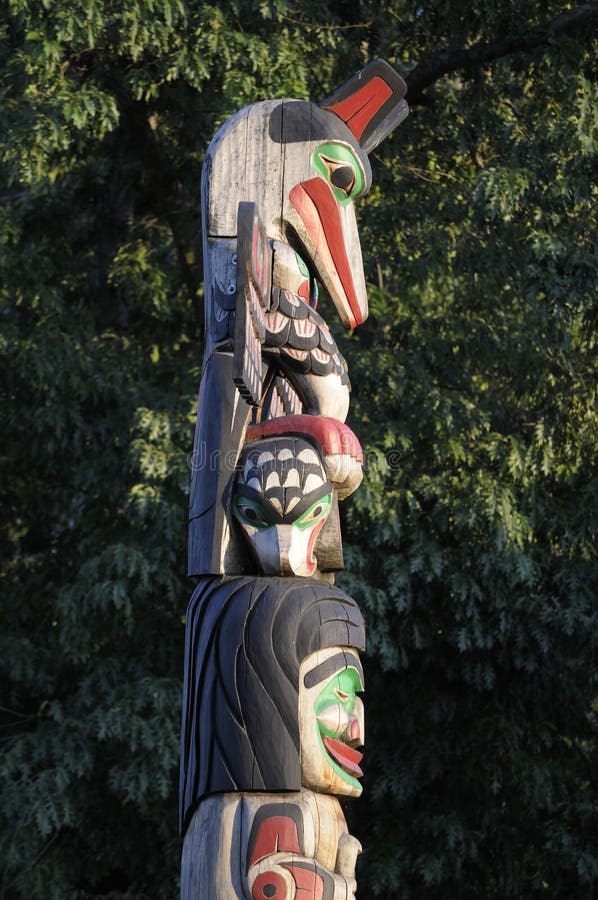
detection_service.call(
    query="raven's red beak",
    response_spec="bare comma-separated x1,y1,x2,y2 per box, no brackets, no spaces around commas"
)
290,178,368,329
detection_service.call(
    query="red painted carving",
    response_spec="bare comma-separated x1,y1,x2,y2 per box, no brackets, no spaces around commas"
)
289,179,363,329
246,415,363,466
325,75,393,142
251,207,271,300
283,866,324,900
322,736,364,777
249,816,302,867
298,280,310,304
252,871,289,899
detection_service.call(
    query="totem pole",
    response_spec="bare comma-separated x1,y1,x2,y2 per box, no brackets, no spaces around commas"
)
181,59,408,899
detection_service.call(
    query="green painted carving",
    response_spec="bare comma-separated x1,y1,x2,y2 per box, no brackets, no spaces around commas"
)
311,142,367,206
314,666,364,790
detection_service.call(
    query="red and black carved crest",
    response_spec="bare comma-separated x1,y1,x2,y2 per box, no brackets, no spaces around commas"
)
321,58,408,154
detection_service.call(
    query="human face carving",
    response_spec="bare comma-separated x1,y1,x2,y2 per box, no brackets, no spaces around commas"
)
299,647,364,797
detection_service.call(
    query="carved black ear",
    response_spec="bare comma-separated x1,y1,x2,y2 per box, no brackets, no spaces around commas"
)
321,58,408,154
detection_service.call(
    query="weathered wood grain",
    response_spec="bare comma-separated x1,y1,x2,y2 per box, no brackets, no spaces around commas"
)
187,351,254,575
233,202,271,406
181,790,360,899
183,58,410,899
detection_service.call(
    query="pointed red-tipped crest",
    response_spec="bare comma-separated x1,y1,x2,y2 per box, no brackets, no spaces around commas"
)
322,58,408,153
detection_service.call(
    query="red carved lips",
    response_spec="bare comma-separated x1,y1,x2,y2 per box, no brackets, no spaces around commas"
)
289,178,366,329
323,736,364,777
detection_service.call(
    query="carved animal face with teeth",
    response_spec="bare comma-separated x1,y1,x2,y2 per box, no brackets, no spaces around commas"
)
233,437,332,577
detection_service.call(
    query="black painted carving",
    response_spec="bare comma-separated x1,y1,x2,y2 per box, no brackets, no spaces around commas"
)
179,576,365,833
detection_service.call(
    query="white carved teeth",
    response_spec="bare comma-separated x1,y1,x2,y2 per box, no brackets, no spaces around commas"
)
297,448,319,465
304,473,325,493
285,495,300,513
265,471,281,490
283,469,300,488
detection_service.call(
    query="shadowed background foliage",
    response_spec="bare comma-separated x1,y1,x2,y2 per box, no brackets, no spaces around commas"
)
1,1,596,897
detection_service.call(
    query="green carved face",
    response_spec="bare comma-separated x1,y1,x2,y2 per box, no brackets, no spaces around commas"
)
314,666,364,790
311,142,367,205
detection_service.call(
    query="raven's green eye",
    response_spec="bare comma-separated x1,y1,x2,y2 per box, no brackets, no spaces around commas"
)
322,156,356,196
233,497,271,530
312,142,365,204
294,493,332,531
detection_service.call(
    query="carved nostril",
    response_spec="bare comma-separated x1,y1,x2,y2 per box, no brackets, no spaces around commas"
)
350,719,361,741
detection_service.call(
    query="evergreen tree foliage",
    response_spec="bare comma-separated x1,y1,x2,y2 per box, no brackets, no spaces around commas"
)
1,1,596,896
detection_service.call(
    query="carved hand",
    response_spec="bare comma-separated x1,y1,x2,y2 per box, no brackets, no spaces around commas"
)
248,853,357,900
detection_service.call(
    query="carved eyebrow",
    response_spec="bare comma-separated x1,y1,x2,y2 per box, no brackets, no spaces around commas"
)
236,482,331,524
303,651,363,689
233,485,284,525
281,483,331,523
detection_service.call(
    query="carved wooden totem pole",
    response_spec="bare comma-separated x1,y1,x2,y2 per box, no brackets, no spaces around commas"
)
181,59,408,899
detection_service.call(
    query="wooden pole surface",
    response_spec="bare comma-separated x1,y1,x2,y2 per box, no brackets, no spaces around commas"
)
181,58,408,899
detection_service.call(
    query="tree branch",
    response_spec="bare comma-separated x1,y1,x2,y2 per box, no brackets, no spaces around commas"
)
407,4,598,103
